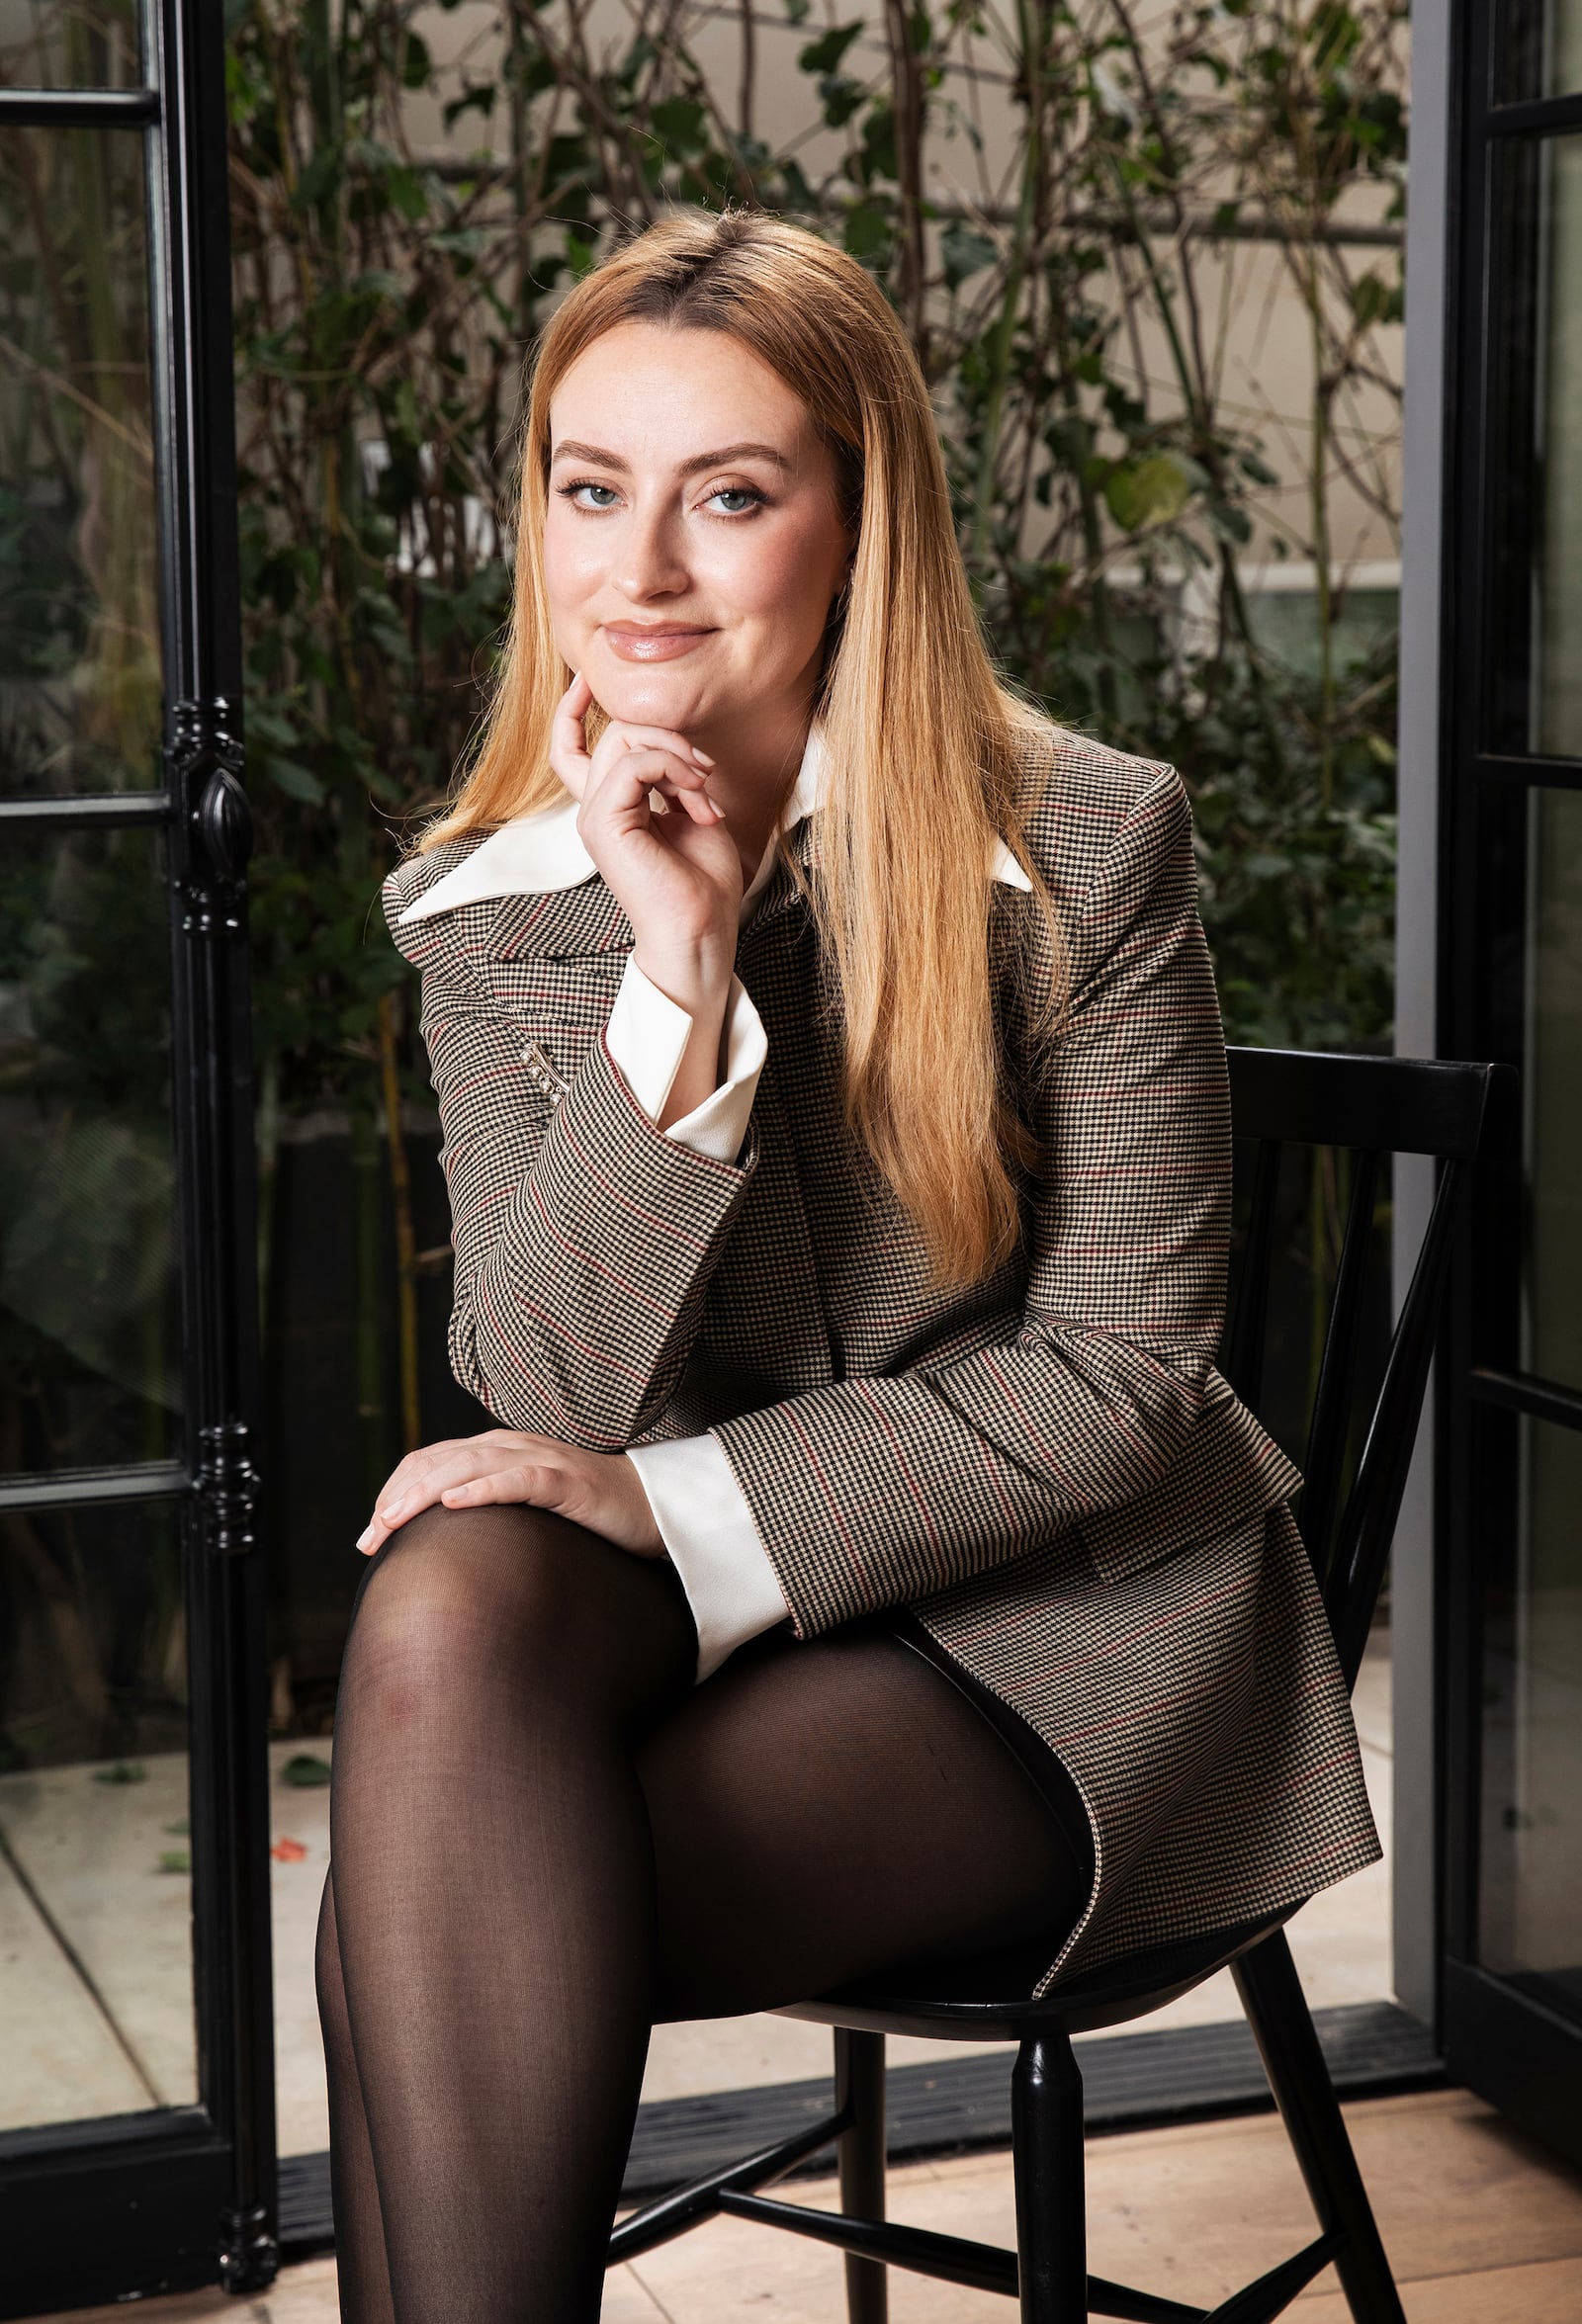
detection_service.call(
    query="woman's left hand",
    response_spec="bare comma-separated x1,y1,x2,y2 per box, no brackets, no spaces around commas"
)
356,1431,664,1559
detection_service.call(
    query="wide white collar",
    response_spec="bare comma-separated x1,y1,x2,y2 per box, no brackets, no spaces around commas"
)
397,723,1030,925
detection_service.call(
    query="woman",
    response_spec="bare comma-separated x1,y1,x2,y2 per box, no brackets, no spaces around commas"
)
318,210,1377,2323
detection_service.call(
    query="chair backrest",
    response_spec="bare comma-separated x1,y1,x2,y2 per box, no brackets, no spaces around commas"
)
1222,1048,1506,1692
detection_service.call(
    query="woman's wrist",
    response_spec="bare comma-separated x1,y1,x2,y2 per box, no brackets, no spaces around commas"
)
655,978,732,1127
631,930,736,1027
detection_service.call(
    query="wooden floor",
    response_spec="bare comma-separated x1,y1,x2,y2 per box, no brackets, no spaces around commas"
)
24,2085,1582,2322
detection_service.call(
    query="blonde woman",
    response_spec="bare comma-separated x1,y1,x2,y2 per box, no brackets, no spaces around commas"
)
318,211,1376,2322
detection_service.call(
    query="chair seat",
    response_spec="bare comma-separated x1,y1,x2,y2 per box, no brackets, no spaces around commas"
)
776,1908,1296,2042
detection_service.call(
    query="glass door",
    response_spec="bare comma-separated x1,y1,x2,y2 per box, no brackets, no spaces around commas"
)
1440,0,1582,2167
0,0,275,2310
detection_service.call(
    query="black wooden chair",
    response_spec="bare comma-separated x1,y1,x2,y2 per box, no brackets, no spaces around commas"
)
609,1047,1505,2324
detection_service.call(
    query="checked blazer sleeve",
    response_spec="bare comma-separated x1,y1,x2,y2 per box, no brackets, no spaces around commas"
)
399,933,758,1452
712,767,1257,1636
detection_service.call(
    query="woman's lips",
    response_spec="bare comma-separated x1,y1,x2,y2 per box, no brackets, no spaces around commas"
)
601,623,714,663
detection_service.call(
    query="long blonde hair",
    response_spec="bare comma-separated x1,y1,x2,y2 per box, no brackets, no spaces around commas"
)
426,210,1066,1284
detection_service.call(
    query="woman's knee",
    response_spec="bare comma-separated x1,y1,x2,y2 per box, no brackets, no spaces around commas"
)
339,1503,691,1737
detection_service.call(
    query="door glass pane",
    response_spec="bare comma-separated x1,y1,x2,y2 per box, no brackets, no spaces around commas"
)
1523,788,1582,1394
0,126,160,797
0,0,143,89
0,824,180,1476
1478,1413,1582,2024
1503,0,1582,101
0,1497,196,2126
1487,135,1582,758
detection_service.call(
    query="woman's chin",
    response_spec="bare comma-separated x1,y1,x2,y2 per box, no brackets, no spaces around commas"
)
588,658,711,735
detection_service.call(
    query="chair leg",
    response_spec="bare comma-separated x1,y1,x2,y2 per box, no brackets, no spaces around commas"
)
1233,1933,1407,2324
1011,2032,1088,2323
835,2027,888,2324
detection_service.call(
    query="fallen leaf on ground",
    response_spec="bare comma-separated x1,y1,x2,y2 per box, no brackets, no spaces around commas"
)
271,1836,308,1863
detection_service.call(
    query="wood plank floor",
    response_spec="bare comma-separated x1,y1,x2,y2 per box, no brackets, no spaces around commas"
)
23,2087,1582,2323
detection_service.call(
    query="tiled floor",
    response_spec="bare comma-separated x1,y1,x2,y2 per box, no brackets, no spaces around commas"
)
21,2086,1582,2322
0,1642,1396,2149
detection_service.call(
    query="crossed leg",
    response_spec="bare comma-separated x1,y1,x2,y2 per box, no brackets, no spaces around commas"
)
318,1504,1085,2323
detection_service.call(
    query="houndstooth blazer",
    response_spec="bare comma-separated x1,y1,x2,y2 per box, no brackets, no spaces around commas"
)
383,723,1378,1990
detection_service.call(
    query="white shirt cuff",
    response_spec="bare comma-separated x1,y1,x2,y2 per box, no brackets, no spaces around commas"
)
625,1434,789,1681
604,959,765,1164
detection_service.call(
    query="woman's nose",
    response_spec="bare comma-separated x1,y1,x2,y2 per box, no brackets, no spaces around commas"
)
613,501,688,601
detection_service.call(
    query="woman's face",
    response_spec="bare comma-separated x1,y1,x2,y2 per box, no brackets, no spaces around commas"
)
543,321,852,755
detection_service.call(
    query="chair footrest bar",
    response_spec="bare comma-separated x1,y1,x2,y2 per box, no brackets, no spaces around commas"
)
608,2108,849,2264
715,2192,1208,2321
1087,2282,1210,2324
1199,2232,1339,2324
718,2190,1019,2295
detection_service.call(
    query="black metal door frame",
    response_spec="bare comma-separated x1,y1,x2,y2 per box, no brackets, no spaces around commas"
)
0,0,276,2309
1437,0,1582,2168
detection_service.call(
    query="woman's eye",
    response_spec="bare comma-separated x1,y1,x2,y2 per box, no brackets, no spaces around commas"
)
704,486,764,516
563,481,620,510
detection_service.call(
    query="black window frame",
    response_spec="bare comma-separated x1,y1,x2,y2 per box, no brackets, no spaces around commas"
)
0,1,276,2309
1439,0,1582,2172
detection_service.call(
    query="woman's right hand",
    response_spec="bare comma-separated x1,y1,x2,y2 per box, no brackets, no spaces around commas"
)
551,673,743,1019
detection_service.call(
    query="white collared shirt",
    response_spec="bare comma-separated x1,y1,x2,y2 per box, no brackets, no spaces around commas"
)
403,727,1032,1678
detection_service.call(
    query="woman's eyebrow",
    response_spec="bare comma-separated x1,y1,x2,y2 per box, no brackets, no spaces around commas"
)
550,439,793,474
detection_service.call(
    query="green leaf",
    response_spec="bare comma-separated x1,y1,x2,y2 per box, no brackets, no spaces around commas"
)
821,74,866,128
940,223,996,289
443,84,496,131
156,1850,191,1876
1349,271,1403,328
282,1752,333,1788
859,101,897,181
385,165,429,223
1102,451,1199,532
651,96,708,153
842,201,890,259
799,21,864,74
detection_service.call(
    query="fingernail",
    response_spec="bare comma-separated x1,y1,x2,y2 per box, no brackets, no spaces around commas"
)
356,1528,374,1552
691,746,715,767
380,1499,403,1520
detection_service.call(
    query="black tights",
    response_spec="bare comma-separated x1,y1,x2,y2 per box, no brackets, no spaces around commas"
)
317,1504,1087,2323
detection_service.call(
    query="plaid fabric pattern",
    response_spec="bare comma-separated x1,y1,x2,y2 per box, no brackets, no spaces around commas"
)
384,725,1378,1988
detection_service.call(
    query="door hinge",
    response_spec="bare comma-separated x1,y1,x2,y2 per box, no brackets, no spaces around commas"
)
219,2201,278,2293
194,1419,261,1556
169,696,252,938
